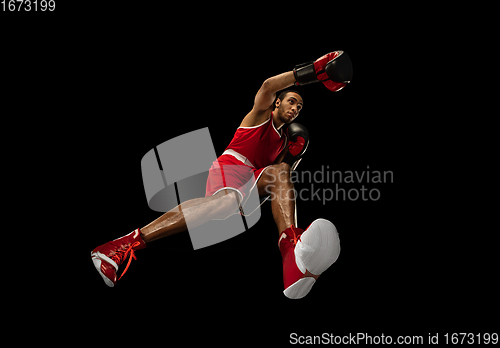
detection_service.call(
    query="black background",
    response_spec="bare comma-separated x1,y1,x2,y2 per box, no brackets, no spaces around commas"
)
81,31,495,339
3,9,496,345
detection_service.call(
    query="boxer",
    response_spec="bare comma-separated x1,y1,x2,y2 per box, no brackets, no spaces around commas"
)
91,51,352,298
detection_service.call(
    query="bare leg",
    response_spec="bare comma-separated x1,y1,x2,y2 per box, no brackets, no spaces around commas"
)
256,162,295,235
140,190,239,243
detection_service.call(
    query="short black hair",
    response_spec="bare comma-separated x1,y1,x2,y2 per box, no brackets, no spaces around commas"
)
275,89,303,108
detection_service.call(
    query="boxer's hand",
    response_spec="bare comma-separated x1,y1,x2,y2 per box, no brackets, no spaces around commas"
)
288,135,306,157
293,51,353,92
283,123,309,169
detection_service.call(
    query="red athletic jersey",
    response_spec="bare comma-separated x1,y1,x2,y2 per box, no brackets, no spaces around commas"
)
224,113,286,169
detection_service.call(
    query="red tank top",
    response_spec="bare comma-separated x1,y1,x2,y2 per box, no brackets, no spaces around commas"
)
225,113,286,169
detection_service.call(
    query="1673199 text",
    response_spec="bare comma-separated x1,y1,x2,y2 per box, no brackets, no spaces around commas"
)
1,0,55,11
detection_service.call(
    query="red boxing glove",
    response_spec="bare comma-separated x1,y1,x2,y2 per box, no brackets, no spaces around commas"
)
313,52,348,92
293,50,353,92
288,136,305,156
283,123,309,169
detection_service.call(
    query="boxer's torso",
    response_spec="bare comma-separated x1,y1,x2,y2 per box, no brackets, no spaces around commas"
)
224,113,286,169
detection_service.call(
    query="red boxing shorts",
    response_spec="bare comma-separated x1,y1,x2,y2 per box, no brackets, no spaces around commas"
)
205,154,269,203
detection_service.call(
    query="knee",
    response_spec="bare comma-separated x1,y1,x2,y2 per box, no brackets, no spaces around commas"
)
275,162,291,173
271,162,292,182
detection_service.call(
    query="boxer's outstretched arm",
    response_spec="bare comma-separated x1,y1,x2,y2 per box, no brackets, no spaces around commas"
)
254,71,296,111
240,71,296,127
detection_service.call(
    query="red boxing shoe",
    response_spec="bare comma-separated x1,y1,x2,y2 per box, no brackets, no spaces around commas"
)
91,229,146,287
278,219,340,299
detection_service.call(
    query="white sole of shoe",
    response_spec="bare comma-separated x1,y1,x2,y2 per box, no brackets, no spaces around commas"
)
91,252,116,287
284,277,315,299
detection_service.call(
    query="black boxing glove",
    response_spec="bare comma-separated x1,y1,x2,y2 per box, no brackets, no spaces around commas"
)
283,122,309,170
293,51,353,92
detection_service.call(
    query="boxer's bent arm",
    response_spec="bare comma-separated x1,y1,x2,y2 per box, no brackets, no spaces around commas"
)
240,71,296,127
254,71,296,111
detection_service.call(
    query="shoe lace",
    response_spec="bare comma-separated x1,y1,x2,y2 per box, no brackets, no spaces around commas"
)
109,241,141,281
290,225,302,246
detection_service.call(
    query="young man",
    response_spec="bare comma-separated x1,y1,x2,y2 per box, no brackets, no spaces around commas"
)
92,51,352,298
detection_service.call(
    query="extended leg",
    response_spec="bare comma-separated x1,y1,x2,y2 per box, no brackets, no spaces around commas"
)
140,189,240,243
91,189,240,287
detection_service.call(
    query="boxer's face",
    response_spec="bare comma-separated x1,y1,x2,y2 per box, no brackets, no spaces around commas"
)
276,92,303,125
